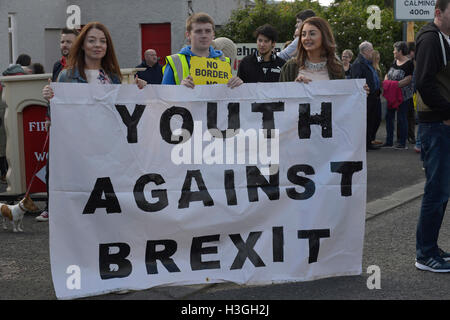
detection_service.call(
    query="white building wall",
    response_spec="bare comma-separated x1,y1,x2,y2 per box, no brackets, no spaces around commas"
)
0,0,67,73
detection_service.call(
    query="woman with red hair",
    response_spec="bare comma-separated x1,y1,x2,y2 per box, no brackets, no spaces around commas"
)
43,21,145,99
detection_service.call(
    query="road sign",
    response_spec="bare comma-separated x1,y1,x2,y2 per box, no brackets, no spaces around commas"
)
394,0,436,21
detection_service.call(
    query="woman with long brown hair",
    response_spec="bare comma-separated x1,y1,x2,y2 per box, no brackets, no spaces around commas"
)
43,21,145,99
279,16,344,82
61,21,122,83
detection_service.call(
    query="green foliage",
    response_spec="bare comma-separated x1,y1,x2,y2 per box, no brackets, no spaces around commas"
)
216,0,325,43
324,1,402,75
217,0,422,74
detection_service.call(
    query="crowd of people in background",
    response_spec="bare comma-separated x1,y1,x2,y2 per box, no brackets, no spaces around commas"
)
0,0,449,272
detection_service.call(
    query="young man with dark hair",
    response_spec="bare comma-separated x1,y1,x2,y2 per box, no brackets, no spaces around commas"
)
414,0,450,272
237,24,286,83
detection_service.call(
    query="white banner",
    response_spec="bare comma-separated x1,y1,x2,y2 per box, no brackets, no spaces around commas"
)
49,80,367,299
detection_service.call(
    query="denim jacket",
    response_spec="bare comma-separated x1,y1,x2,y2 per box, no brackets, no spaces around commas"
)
57,67,121,84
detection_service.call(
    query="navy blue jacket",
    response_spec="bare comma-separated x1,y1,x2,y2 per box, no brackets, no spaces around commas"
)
136,61,163,84
350,54,380,96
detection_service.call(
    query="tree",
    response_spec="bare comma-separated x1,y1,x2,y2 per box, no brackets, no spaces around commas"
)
217,0,412,73
324,0,402,74
216,0,325,43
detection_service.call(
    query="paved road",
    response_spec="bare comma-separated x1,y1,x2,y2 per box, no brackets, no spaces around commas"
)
1,122,447,301
183,198,450,300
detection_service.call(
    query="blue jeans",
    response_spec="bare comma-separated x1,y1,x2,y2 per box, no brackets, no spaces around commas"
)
416,122,450,260
415,123,422,149
385,99,410,146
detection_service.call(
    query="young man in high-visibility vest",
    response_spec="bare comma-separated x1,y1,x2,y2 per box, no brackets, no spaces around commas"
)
162,12,243,88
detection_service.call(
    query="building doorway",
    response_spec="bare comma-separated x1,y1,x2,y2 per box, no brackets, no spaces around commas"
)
141,23,171,66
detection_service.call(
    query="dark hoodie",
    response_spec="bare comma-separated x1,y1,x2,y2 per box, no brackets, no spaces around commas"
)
415,22,450,122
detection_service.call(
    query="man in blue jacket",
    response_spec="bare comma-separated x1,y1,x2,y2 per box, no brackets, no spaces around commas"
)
162,12,242,88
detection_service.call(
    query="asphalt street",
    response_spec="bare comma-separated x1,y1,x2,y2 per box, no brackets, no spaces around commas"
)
1,121,448,301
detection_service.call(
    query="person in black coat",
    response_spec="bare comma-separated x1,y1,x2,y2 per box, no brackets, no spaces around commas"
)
350,41,381,151
136,49,163,84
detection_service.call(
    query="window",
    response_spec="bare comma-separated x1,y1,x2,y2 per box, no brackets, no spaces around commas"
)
8,14,17,65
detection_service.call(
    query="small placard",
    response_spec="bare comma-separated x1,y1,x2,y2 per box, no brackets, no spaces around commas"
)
190,56,231,85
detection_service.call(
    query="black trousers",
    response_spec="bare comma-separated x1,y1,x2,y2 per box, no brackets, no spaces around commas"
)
396,98,415,142
367,95,381,146
407,99,416,141
371,96,382,142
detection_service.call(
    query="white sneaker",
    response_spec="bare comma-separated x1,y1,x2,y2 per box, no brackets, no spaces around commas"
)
36,211,49,222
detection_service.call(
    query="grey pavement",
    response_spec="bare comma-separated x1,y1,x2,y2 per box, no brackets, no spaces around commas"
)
1,121,448,300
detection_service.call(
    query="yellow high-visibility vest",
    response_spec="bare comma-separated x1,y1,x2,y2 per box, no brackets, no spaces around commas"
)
163,53,230,85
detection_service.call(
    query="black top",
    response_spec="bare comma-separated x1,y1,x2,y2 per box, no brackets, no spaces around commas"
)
387,59,414,101
387,59,414,80
237,53,286,83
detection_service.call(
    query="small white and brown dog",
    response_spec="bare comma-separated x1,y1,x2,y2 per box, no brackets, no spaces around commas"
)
1,195,39,232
